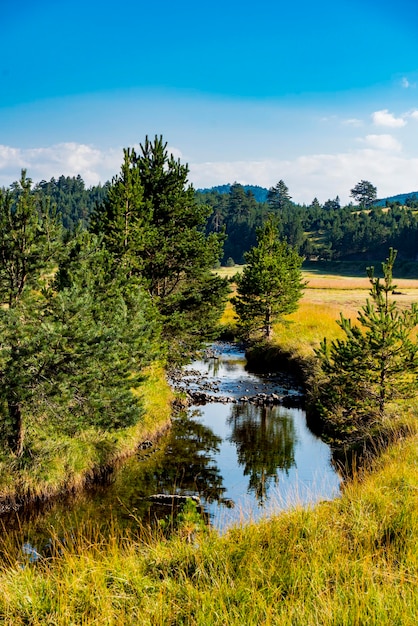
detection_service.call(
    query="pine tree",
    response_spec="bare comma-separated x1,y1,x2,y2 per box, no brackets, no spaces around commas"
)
93,136,229,361
46,232,162,434
232,217,305,339
267,180,292,212
0,171,63,455
90,148,149,276
0,172,161,456
315,249,418,437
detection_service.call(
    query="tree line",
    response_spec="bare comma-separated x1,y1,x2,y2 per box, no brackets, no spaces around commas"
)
199,179,418,264
29,176,418,266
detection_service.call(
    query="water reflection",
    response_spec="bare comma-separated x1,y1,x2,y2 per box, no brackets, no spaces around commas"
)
205,356,247,377
148,412,228,505
228,403,296,504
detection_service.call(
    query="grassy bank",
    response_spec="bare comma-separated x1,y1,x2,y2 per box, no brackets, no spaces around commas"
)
0,363,173,512
236,267,418,371
0,432,417,624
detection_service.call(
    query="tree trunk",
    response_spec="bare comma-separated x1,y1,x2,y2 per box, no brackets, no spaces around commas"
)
7,399,24,457
265,306,273,338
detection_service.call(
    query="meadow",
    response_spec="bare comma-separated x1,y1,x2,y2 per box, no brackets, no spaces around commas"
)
1,433,417,625
219,262,418,356
0,264,418,624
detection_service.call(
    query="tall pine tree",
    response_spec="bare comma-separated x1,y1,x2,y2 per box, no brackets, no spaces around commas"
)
93,136,229,361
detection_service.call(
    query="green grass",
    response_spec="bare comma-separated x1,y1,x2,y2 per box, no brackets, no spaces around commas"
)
0,433,417,624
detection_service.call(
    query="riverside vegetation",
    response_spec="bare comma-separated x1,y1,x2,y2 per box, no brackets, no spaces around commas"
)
0,136,228,510
1,139,418,623
0,264,418,626
1,259,418,623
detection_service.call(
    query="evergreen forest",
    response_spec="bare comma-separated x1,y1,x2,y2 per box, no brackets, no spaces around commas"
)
32,177,418,266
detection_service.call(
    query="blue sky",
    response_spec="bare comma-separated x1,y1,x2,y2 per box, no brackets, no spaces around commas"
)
1,0,418,203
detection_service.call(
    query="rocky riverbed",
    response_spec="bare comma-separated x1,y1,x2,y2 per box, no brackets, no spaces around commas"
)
169,342,305,408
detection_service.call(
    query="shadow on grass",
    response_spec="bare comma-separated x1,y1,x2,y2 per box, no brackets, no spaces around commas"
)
303,260,418,279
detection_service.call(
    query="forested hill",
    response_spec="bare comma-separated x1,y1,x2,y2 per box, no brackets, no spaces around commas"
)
197,182,418,265
197,184,269,203
34,175,110,230
375,191,418,207
8,174,418,265
198,185,418,209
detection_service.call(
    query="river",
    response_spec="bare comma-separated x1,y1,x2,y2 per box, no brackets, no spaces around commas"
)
1,342,341,560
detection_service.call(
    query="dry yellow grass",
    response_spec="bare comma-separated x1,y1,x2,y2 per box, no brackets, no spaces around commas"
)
304,273,418,291
217,265,418,357
275,276,418,357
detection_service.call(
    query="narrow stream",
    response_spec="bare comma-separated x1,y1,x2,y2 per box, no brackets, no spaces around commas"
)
1,342,341,561
172,342,341,528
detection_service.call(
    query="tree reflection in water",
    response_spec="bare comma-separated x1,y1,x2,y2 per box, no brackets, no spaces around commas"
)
203,355,247,377
148,411,228,505
228,403,297,504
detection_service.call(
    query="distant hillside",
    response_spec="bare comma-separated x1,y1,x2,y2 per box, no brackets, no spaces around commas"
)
197,184,269,203
376,192,418,206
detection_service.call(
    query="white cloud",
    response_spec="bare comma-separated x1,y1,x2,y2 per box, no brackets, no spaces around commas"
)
401,77,416,89
189,148,418,205
342,118,363,127
0,143,122,187
361,134,402,152
2,140,418,207
0,145,27,169
0,142,187,189
167,145,183,160
372,109,406,128
409,110,418,120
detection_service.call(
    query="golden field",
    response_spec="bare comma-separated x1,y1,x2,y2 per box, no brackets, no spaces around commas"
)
219,264,418,356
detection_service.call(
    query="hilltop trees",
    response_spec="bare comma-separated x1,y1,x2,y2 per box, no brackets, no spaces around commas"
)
267,180,292,212
35,175,109,230
233,217,305,339
350,180,377,209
